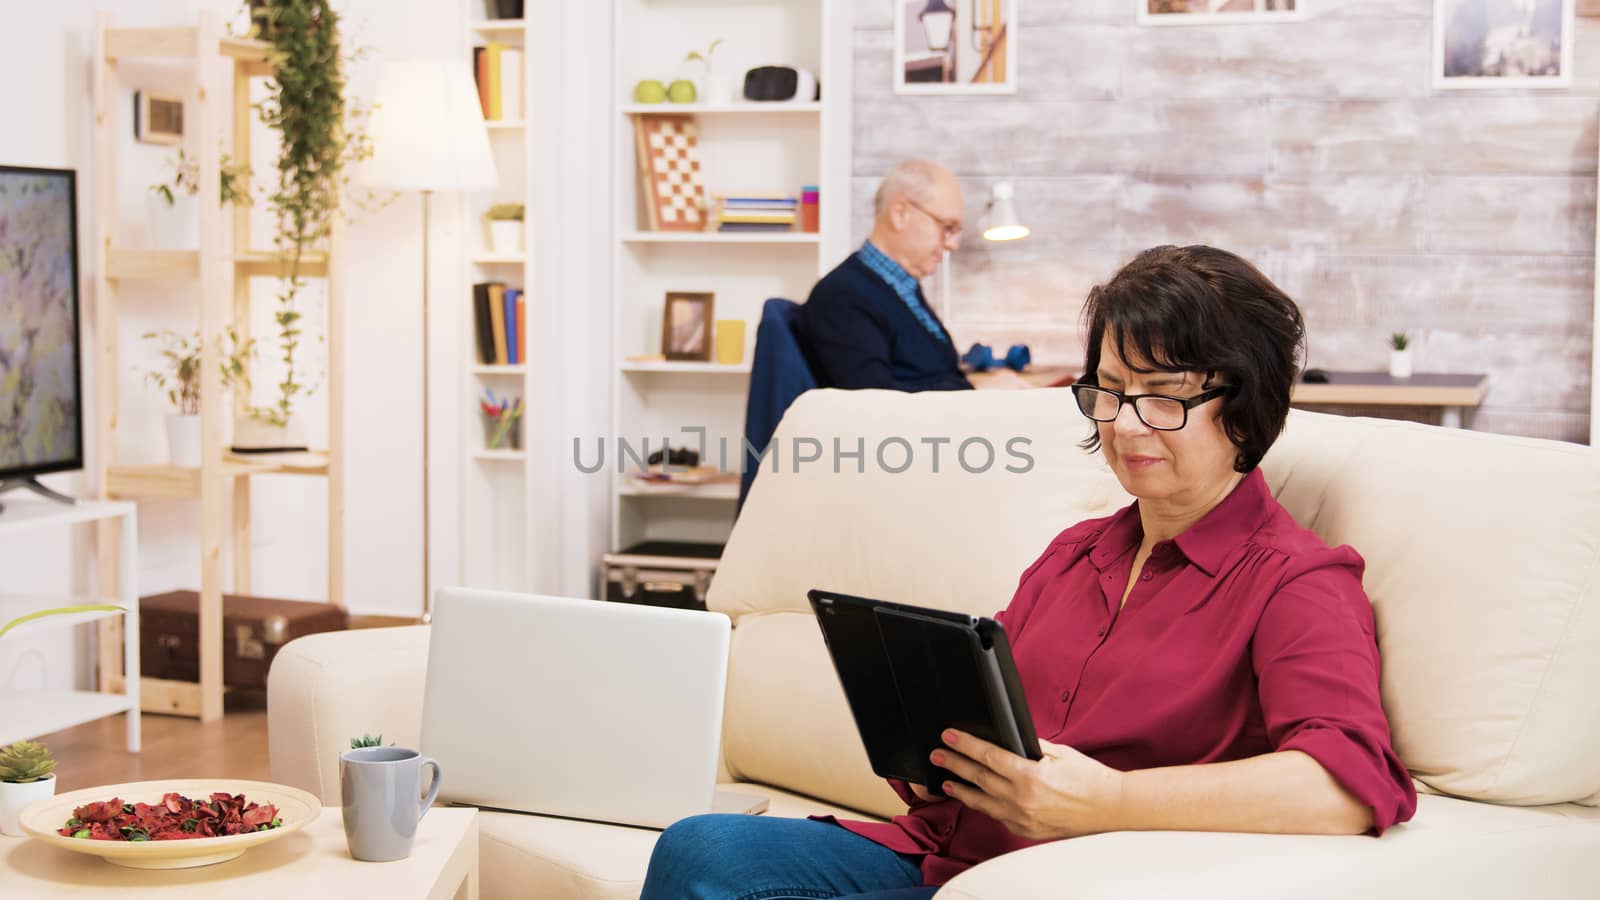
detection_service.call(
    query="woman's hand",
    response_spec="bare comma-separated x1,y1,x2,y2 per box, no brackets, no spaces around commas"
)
932,729,1124,840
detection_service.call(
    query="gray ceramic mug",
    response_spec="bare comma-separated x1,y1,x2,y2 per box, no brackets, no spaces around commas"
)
339,747,444,862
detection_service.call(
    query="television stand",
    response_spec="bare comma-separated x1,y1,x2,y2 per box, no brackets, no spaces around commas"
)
0,476,79,513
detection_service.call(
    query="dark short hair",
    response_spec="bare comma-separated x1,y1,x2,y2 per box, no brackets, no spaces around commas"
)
1079,245,1305,472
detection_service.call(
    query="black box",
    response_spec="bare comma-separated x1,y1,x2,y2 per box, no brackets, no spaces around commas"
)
601,541,723,611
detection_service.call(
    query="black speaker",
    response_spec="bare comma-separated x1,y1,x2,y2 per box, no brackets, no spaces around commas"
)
742,66,820,102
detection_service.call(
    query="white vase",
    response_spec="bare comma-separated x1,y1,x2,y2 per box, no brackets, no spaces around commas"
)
488,221,522,255
1388,349,1413,379
166,413,202,468
704,68,734,105
0,775,56,837
232,413,308,452
146,191,199,249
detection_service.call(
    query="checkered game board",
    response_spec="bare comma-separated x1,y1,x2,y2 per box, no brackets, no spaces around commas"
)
634,114,707,232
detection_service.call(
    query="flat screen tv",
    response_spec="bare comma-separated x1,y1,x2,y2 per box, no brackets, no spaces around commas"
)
0,165,84,508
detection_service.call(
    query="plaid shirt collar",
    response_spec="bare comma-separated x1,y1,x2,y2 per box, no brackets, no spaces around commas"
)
856,240,922,302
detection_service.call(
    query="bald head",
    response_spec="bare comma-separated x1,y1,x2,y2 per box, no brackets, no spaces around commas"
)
868,159,964,280
873,159,956,219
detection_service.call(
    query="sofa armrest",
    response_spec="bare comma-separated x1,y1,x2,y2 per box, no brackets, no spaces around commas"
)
936,795,1600,900
266,625,431,805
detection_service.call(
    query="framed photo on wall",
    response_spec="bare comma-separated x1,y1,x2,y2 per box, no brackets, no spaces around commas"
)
1138,1,1303,26
894,0,1017,95
1433,0,1573,89
662,292,715,361
133,91,184,145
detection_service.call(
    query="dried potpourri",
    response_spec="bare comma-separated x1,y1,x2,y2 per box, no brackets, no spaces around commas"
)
56,792,282,841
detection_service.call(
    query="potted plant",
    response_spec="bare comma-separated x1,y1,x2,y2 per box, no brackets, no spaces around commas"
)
0,740,57,836
1389,331,1413,379
250,0,371,450
685,38,727,104
146,149,250,249
486,203,525,255
142,328,254,466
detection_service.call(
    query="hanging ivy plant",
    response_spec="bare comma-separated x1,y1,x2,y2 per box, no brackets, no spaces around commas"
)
250,0,370,426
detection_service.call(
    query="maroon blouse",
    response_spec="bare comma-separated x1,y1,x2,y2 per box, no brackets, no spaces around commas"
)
817,468,1417,885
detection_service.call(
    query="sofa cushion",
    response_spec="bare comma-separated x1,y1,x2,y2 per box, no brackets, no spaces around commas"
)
937,794,1600,900
713,387,1127,622
476,783,884,899
722,611,906,820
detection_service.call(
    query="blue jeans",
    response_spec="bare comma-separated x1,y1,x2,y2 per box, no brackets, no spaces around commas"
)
639,814,933,900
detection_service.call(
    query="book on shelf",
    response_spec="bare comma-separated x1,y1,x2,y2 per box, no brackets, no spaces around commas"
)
473,43,516,120
720,219,800,229
514,291,526,365
473,281,526,365
473,282,497,364
488,283,508,365
500,49,523,122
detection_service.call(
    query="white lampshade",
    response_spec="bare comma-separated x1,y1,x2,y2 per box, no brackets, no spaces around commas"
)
920,0,956,53
359,60,497,191
982,181,1030,242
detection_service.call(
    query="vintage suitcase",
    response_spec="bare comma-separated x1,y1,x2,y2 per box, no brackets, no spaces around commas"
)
601,541,723,611
139,590,349,689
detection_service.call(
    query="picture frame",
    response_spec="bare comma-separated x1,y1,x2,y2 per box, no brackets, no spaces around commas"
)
662,292,715,361
1433,0,1573,90
894,0,1017,95
1137,0,1304,26
134,91,184,145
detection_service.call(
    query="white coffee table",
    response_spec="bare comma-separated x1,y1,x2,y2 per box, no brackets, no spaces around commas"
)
0,806,477,899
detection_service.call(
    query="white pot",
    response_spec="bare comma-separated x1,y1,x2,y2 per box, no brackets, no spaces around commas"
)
146,191,199,249
232,413,308,452
1388,349,1413,379
0,775,56,837
488,220,522,255
704,69,734,105
166,413,202,468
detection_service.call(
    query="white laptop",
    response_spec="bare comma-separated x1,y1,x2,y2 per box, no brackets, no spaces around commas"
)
420,587,767,829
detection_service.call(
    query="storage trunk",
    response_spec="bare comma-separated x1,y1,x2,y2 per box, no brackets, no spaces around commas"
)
601,541,723,611
139,590,349,689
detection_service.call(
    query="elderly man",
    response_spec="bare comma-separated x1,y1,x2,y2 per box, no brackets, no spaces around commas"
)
796,159,972,391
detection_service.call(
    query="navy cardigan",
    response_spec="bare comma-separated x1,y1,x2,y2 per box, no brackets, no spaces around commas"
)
795,254,972,392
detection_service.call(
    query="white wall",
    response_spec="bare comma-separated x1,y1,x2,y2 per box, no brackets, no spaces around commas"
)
0,0,462,695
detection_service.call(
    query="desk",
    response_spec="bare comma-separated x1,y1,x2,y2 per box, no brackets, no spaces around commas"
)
968,366,1077,390
1291,372,1489,428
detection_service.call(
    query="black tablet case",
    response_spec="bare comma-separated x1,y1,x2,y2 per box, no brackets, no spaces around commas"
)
811,591,1041,795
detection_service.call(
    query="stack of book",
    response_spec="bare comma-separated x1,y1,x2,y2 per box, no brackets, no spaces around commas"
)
473,282,527,365
717,195,797,233
472,42,524,121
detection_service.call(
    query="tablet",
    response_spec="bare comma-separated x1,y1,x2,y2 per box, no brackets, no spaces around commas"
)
808,589,1041,796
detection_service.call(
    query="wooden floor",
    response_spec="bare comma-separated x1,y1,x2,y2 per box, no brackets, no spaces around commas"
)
30,618,416,792
37,699,272,793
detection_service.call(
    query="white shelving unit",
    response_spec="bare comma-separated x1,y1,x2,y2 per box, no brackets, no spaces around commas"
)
609,0,852,552
459,7,536,594
0,500,140,751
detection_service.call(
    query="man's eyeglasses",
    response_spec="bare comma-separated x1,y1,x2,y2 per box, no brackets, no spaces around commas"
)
906,199,962,241
1071,384,1231,431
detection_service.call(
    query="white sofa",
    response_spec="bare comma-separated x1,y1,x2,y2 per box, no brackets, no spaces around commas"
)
269,390,1600,898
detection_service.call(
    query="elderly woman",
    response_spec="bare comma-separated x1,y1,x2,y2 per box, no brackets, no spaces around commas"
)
640,245,1417,900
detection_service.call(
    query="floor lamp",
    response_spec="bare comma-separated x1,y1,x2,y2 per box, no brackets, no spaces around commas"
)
359,60,497,619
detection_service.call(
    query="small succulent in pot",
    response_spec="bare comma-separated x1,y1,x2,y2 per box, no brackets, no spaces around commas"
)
0,740,59,836
1389,332,1410,351
349,734,391,749
0,740,55,783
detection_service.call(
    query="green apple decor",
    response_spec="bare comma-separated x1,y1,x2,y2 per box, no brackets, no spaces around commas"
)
667,80,697,103
633,80,667,103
